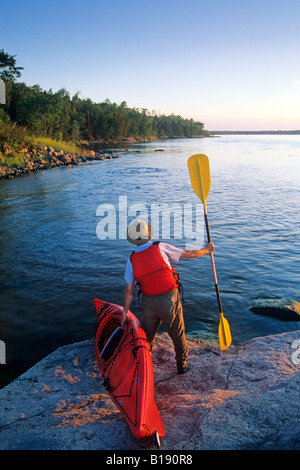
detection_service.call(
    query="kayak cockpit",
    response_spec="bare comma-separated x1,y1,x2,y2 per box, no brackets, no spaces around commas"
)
100,326,125,361
97,316,125,362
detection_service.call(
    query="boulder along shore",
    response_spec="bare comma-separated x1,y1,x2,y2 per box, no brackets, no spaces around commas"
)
0,145,121,180
0,330,300,451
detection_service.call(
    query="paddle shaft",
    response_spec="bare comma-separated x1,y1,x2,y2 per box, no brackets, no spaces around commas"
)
204,206,223,315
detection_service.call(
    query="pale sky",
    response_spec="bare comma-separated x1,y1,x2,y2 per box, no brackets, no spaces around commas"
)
1,0,300,131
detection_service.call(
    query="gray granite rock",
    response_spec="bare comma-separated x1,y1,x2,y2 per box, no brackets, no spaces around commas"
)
0,331,300,450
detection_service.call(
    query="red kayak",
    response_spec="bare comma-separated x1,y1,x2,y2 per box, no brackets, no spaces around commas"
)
93,298,165,448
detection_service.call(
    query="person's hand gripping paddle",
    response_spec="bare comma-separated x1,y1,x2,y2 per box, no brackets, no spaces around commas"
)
187,154,232,351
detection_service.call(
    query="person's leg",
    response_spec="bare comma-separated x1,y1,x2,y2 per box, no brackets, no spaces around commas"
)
141,295,161,351
157,289,189,371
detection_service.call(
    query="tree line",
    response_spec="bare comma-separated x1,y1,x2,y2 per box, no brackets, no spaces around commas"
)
0,49,208,143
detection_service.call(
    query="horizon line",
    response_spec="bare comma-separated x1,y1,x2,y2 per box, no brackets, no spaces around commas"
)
208,130,300,134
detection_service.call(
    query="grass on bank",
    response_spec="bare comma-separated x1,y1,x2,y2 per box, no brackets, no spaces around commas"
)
32,136,80,154
0,121,82,168
1,154,26,168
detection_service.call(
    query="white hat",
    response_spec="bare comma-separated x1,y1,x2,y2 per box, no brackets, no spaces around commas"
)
127,219,154,245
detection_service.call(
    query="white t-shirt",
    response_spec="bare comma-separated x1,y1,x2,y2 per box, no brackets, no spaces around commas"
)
124,241,183,285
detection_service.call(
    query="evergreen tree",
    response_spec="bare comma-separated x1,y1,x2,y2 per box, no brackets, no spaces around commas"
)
0,49,23,82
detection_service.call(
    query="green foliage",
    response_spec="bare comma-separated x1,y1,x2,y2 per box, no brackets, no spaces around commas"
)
1,153,26,168
0,121,33,155
0,108,11,124
2,81,207,143
6,83,73,139
0,49,23,82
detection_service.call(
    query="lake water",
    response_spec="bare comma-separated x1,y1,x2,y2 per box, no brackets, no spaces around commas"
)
0,135,299,388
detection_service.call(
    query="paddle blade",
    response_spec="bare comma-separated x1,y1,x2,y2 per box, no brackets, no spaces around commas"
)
219,313,232,351
187,154,211,205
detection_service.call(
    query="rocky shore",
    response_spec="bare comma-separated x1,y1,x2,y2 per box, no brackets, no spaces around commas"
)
0,330,299,450
0,145,122,180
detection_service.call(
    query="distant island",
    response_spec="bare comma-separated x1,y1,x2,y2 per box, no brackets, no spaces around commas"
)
211,130,300,135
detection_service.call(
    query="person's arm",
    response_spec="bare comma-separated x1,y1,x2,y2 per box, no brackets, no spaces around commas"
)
180,242,215,259
121,282,135,326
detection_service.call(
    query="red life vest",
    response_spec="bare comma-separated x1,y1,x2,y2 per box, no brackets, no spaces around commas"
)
130,242,180,296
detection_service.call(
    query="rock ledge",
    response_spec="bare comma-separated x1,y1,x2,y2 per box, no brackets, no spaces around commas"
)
0,331,300,450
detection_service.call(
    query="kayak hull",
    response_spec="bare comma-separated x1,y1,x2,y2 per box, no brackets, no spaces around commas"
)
93,298,165,445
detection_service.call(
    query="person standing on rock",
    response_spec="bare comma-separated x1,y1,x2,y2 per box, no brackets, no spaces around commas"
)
121,218,215,375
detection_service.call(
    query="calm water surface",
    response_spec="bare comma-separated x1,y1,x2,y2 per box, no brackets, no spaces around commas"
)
0,135,299,387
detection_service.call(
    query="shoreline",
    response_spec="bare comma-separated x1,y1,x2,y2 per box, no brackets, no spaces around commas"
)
0,135,210,181
2,130,298,181
0,146,122,180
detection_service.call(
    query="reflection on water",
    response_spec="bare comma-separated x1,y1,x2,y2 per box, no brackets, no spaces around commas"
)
0,135,299,387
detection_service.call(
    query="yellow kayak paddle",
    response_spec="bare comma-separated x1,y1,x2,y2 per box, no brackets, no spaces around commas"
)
187,154,232,351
